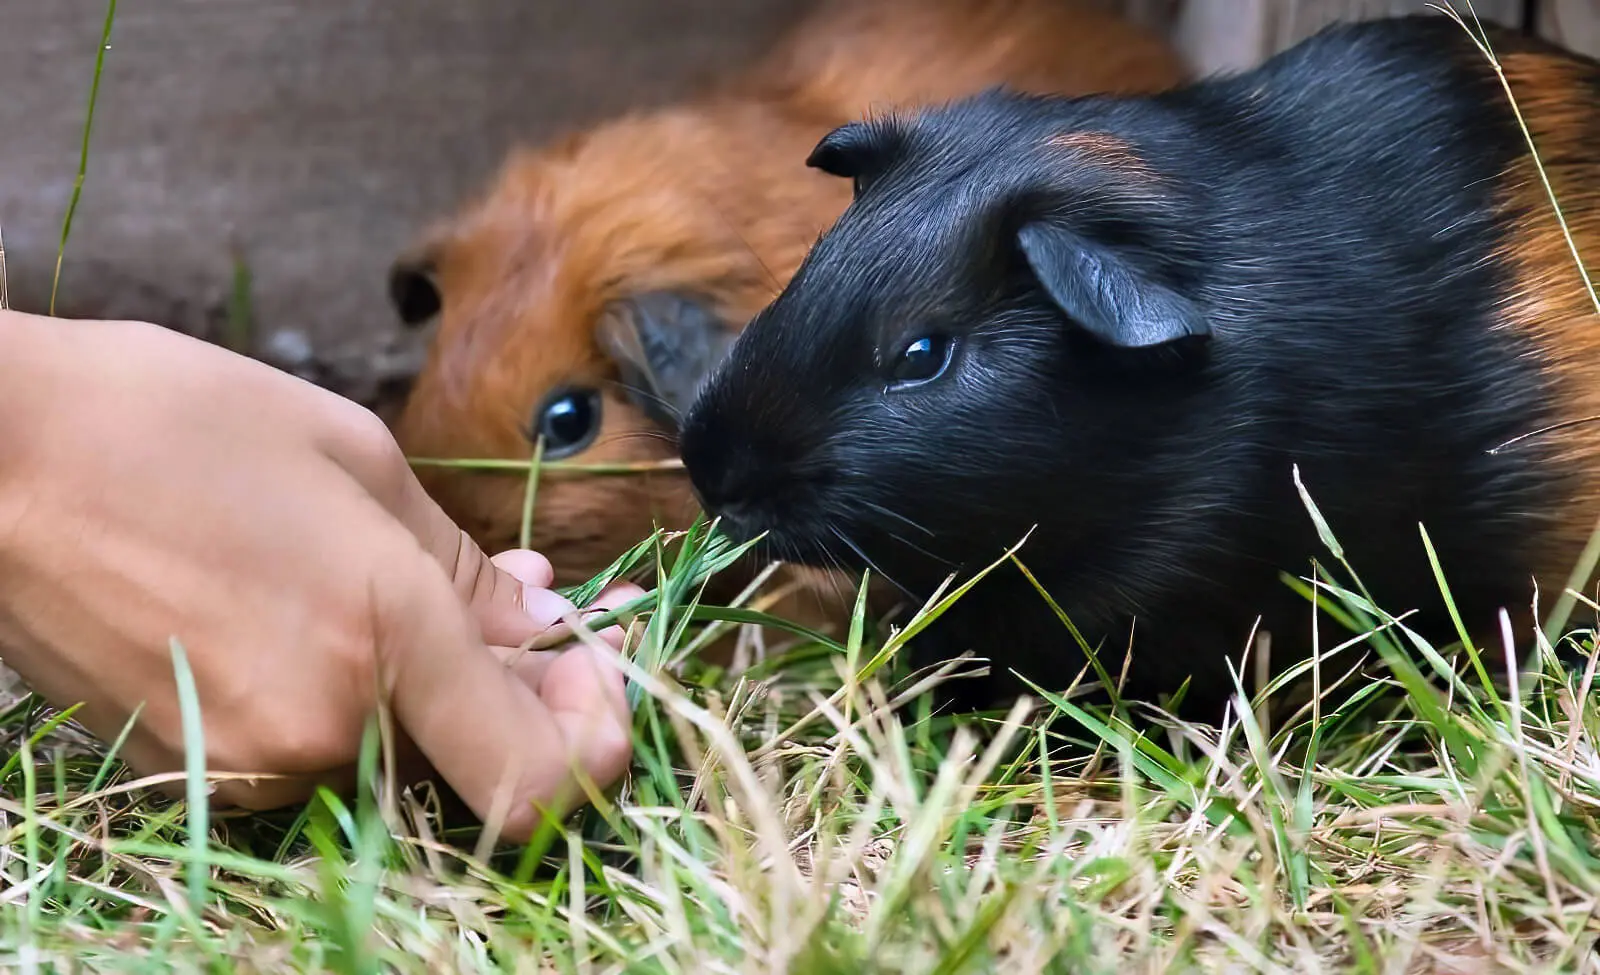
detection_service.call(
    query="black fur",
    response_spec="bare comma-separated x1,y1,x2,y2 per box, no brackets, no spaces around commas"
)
678,16,1600,716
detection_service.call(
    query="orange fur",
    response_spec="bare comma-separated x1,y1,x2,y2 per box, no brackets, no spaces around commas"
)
390,0,1188,624
1492,52,1600,588
1046,131,1155,170
752,0,1190,119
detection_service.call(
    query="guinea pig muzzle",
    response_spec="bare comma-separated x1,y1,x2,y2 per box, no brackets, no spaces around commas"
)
678,429,778,543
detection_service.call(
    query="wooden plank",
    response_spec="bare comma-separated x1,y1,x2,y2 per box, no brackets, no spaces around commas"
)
1536,0,1600,58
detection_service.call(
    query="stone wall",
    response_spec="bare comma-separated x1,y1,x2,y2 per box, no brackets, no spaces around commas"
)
0,0,810,407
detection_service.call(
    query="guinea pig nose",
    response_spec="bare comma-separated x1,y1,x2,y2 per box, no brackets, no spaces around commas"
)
694,457,767,512
682,437,778,515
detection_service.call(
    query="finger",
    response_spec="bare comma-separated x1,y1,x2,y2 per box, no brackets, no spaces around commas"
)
491,550,554,589
387,472,555,648
377,549,633,841
211,766,356,812
103,717,348,814
515,579,647,652
522,587,579,631
585,581,648,652
486,581,647,693
207,716,435,812
537,640,630,788
570,583,644,727
520,582,640,741
487,645,563,688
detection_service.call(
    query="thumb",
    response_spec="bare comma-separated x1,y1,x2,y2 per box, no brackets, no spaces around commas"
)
387,468,554,647
375,547,632,841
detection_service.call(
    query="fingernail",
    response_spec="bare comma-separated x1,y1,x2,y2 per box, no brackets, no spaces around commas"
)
493,549,553,587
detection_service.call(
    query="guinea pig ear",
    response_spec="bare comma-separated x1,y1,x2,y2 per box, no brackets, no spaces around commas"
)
596,292,739,435
806,116,907,192
387,252,442,328
1015,220,1210,349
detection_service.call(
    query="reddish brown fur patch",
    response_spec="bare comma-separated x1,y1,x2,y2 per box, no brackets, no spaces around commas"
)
1043,131,1168,192
389,0,1188,630
1491,52,1600,590
1046,132,1148,169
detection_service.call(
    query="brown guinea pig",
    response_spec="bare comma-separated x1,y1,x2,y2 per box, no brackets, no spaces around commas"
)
386,0,1189,610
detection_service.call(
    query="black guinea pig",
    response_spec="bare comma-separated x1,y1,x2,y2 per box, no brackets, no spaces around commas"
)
676,13,1600,718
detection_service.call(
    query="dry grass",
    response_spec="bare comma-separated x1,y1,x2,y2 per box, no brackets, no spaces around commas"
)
2,1,1598,972
1,510,1598,973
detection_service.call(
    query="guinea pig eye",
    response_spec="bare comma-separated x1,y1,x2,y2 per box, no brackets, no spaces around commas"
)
888,334,955,388
530,387,602,458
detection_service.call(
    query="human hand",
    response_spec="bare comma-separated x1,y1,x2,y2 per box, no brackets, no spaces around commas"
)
0,310,644,839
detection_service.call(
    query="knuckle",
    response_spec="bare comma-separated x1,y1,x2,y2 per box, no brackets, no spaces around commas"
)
336,403,409,473
425,524,477,602
223,617,377,775
466,540,508,605
249,710,357,773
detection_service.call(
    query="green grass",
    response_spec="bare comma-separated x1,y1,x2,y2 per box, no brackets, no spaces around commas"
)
3,0,1599,971
1,507,1598,972
1,219,10,313
48,0,118,318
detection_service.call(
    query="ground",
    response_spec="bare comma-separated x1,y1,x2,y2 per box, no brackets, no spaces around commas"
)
2,519,1598,972
1,3,1598,972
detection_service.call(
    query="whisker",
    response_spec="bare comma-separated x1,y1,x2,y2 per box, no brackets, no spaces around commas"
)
857,498,936,538
853,500,952,567
694,191,793,297
876,526,954,569
602,378,686,428
809,540,855,611
789,537,863,628
829,525,913,599
597,429,682,448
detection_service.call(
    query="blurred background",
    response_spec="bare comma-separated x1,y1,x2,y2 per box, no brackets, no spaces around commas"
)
0,0,1582,416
